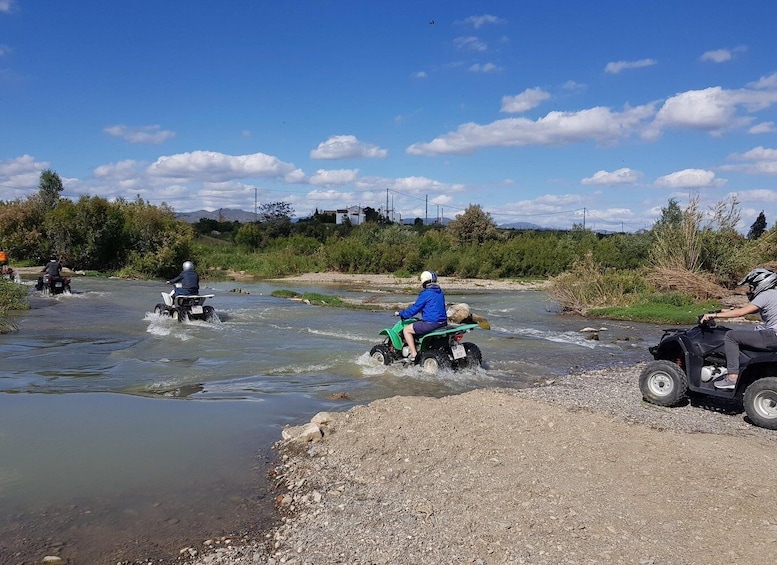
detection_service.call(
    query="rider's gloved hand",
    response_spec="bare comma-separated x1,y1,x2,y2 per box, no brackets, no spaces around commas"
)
394,311,400,317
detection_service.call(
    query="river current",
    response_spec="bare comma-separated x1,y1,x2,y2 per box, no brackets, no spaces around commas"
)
0,276,664,562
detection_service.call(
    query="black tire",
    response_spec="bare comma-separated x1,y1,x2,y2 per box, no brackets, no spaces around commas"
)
639,360,688,406
457,342,482,369
419,350,452,374
369,344,393,365
171,307,187,322
203,305,215,322
154,303,164,315
743,377,777,430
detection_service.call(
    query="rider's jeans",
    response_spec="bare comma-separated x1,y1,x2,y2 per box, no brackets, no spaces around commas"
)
724,328,777,375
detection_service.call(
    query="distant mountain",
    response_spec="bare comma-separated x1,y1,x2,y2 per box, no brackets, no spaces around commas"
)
176,208,257,223
498,221,545,230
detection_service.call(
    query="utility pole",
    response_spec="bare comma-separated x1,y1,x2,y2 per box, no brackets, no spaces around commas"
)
425,195,428,226
583,207,586,230
254,187,257,222
386,188,390,223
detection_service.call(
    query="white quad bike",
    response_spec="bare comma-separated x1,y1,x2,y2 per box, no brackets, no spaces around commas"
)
154,284,216,322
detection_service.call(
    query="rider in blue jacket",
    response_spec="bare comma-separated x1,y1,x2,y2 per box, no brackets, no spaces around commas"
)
397,270,447,361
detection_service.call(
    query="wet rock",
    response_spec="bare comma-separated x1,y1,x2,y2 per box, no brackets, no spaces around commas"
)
281,422,323,443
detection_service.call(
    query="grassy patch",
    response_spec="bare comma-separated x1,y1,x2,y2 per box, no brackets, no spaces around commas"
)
271,290,347,307
588,294,720,325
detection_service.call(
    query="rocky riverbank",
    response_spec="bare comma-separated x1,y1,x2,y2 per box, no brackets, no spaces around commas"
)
183,362,777,565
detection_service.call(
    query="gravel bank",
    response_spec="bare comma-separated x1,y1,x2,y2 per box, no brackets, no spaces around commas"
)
186,363,777,565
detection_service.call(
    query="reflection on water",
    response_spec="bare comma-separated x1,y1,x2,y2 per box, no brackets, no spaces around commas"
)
0,276,663,562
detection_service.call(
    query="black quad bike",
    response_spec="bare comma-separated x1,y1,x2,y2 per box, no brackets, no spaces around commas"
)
369,317,482,373
640,317,777,430
35,274,72,295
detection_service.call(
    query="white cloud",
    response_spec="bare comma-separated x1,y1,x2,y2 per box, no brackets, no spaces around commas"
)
308,169,359,187
723,146,777,175
462,14,505,29
581,168,641,186
645,86,777,139
93,159,143,179
147,150,298,182
407,103,656,156
749,121,776,134
0,44,11,57
468,62,500,73
310,135,388,160
562,80,586,92
104,124,176,144
413,71,427,79
0,155,49,198
700,49,732,63
654,168,725,189
604,58,657,74
0,1,16,14
454,36,487,52
748,72,777,90
501,88,550,113
731,189,777,202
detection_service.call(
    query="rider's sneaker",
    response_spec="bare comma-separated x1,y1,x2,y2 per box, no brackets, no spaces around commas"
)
407,354,416,363
714,377,736,390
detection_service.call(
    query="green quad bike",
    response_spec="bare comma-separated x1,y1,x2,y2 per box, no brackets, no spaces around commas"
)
369,317,482,373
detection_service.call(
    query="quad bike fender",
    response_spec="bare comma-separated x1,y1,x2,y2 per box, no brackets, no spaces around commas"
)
379,327,405,350
417,322,479,345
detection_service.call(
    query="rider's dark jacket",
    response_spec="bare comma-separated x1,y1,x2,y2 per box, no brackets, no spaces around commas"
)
43,260,62,278
169,270,200,295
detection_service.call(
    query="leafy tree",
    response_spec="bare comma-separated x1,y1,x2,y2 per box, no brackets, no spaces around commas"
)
653,198,683,230
446,204,500,245
38,169,64,210
235,222,262,249
258,201,294,223
748,211,767,240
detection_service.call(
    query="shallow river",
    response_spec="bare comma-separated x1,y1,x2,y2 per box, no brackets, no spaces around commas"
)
0,276,664,562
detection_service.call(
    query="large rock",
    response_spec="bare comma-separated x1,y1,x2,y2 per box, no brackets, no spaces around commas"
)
447,302,490,329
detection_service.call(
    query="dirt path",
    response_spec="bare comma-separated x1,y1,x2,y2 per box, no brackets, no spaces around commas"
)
185,364,777,565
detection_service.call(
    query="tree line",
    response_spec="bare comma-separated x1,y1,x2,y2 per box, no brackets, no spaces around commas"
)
2,170,776,290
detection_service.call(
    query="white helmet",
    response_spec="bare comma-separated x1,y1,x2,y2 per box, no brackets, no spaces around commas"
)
420,270,437,287
183,261,194,271
738,268,777,300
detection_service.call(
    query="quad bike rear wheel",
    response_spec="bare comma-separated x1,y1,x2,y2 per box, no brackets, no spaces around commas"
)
369,344,393,365
743,377,777,430
419,350,452,374
456,342,482,369
171,307,187,322
203,305,215,322
639,360,688,406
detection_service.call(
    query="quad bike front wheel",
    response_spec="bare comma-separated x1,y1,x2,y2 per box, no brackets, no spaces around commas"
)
369,344,393,365
639,360,688,406
419,350,452,374
743,377,777,430
154,303,165,315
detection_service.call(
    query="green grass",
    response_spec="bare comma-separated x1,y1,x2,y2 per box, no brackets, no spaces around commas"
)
587,295,721,325
271,290,347,307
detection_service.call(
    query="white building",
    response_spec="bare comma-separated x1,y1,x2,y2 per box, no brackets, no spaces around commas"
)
335,206,366,225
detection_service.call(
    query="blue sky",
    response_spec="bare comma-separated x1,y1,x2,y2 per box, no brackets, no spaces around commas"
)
2,1,777,232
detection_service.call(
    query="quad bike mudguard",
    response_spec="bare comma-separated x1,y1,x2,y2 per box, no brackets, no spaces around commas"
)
380,318,478,351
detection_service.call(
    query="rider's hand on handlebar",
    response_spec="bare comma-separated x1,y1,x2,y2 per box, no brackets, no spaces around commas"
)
394,311,400,317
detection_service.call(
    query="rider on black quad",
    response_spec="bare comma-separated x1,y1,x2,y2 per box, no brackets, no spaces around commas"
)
700,268,777,390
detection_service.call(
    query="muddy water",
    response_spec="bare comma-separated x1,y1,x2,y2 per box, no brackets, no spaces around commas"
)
0,276,662,563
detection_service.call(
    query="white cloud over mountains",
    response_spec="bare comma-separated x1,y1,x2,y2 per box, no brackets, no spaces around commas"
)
310,135,387,160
